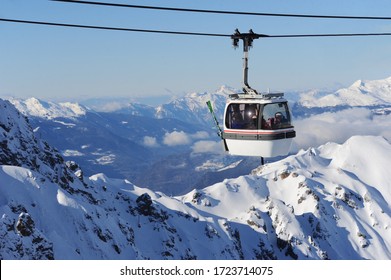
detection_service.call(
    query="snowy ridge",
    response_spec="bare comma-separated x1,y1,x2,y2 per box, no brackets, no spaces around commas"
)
7,76,391,120
155,86,235,124
1,97,390,259
300,76,391,107
8,97,88,119
179,136,391,259
0,99,70,182
0,99,105,259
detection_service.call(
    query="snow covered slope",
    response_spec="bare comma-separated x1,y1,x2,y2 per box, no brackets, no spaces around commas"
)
1,97,390,259
155,86,234,125
300,76,391,108
184,135,391,259
8,97,88,119
0,99,74,184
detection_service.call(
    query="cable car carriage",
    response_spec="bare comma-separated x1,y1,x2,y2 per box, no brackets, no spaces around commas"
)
223,92,295,157
207,29,296,159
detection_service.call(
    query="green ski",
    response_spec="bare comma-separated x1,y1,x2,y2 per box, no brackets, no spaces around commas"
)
206,100,223,138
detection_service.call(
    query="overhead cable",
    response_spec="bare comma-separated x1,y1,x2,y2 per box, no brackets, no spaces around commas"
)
2,18,391,39
267,33,391,38
52,0,391,21
0,18,230,37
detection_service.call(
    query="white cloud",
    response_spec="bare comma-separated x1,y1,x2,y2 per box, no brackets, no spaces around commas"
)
62,149,84,156
191,131,210,139
292,108,391,152
163,131,191,146
143,136,159,148
162,130,212,147
191,140,225,155
98,102,126,112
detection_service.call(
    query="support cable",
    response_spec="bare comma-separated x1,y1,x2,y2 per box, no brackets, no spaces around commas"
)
52,0,391,21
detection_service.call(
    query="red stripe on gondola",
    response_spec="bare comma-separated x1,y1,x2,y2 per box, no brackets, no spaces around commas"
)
224,129,294,135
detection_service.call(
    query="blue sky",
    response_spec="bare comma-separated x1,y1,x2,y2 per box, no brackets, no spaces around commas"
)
1,0,391,102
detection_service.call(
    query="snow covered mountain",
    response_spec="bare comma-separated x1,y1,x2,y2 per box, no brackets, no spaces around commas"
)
7,98,154,181
155,86,234,125
1,98,390,259
78,85,234,125
0,99,75,186
5,92,257,195
299,76,391,108
9,97,88,119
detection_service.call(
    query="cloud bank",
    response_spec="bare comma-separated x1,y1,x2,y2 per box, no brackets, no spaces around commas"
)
191,140,225,155
143,136,159,148
292,108,391,152
162,131,210,146
163,131,192,146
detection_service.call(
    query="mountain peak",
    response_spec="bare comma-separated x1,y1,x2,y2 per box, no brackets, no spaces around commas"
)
351,79,364,88
0,98,87,191
299,75,391,107
154,88,228,124
7,97,88,119
216,85,238,95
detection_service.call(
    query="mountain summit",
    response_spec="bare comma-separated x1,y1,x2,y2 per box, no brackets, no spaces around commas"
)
300,76,391,107
8,97,88,119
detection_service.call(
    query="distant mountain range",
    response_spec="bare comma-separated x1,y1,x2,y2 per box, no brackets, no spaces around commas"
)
1,97,390,259
298,76,391,108
6,87,256,195
4,75,391,195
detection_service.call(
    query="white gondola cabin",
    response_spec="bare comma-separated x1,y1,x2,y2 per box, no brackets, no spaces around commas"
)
222,93,295,157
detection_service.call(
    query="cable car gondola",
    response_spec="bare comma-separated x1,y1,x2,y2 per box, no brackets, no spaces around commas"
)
208,29,296,159
223,92,295,157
